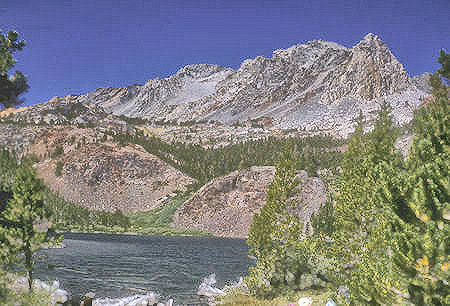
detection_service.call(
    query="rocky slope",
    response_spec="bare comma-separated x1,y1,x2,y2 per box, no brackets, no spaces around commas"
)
412,72,432,92
49,64,234,121
0,95,132,133
172,166,327,238
38,33,429,137
0,122,195,212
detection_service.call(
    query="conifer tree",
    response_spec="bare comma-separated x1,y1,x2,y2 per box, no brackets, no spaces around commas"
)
246,144,330,297
0,164,60,291
247,144,299,261
388,52,449,305
331,102,404,304
0,30,29,109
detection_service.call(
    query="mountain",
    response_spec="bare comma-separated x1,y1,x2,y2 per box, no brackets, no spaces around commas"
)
41,33,428,137
0,33,433,236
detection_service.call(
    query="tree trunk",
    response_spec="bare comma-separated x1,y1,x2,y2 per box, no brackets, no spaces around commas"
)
25,245,33,292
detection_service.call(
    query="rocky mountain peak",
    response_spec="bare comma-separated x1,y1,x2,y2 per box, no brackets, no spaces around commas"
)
353,33,392,57
319,33,412,104
360,32,380,42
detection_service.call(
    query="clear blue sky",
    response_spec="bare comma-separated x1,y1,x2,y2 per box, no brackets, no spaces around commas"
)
1,0,449,107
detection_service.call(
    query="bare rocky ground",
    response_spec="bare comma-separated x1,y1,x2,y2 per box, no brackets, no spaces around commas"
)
0,123,195,212
172,166,327,238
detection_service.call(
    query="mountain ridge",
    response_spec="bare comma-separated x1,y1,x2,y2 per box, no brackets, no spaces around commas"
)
35,33,428,137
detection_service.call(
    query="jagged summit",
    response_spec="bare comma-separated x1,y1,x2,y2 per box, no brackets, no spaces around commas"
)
320,33,412,104
36,34,427,137
354,33,390,54
361,32,379,41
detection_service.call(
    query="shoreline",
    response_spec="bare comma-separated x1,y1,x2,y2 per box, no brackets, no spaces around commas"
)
54,228,250,241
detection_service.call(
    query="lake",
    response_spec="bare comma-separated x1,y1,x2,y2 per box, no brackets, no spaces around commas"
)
34,232,254,304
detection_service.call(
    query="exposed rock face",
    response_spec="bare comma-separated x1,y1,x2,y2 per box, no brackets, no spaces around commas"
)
319,33,412,104
412,72,432,92
172,166,327,238
37,34,428,137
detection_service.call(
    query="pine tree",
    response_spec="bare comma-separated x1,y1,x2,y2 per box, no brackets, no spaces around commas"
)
0,30,29,109
246,144,331,297
389,54,449,305
0,164,61,291
247,144,299,262
331,103,404,304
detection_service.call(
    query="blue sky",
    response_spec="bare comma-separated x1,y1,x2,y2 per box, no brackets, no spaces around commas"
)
1,0,449,107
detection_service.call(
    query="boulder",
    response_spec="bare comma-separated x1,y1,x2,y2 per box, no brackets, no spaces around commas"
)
298,297,313,306
197,274,225,297
92,293,159,306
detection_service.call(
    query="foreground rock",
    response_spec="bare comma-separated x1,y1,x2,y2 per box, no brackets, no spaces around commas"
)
172,166,327,238
92,293,164,306
10,277,69,305
197,274,225,298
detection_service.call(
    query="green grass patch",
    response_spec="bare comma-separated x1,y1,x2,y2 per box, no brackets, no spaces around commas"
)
128,195,190,227
127,195,212,236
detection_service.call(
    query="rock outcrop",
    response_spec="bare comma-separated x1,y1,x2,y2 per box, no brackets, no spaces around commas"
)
172,166,327,238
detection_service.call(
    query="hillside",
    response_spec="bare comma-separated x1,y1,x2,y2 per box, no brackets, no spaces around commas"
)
172,167,327,238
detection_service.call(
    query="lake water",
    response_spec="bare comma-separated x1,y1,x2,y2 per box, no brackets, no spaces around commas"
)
34,232,254,304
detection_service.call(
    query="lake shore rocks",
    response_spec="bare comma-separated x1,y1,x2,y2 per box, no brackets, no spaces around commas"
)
9,276,69,305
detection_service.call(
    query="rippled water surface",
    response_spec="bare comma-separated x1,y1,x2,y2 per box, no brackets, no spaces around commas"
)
34,232,254,304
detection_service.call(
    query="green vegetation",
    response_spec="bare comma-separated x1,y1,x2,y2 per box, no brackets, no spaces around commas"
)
128,195,211,236
239,52,449,305
246,145,331,298
329,102,406,305
390,51,449,305
54,161,63,177
129,195,188,227
0,162,61,292
0,29,29,109
109,131,344,187
52,145,64,158
0,274,52,306
217,288,331,305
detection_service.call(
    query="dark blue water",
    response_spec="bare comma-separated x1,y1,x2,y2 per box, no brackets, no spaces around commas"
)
34,232,254,304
